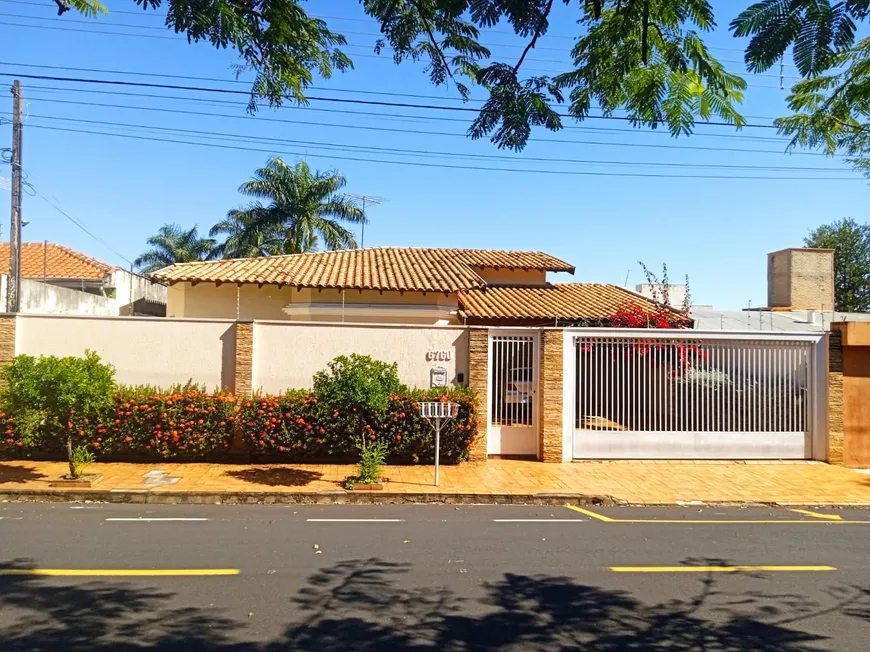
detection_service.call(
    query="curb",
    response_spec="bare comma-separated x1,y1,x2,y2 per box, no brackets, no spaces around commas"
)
0,489,625,506
2,490,870,508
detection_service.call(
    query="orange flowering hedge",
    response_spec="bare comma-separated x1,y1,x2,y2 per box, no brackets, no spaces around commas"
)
1,387,237,460
239,388,477,463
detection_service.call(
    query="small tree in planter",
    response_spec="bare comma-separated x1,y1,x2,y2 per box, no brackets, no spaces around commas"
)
312,354,405,488
1,351,115,478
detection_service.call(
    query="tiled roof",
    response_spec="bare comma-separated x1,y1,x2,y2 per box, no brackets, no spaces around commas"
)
153,247,575,292
459,284,669,321
0,242,114,280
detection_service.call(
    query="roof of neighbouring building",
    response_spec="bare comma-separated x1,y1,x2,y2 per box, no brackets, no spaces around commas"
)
458,284,672,322
0,242,114,280
690,308,870,332
152,247,576,292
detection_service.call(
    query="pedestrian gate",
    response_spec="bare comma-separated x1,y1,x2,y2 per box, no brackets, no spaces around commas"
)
488,332,539,456
570,331,826,459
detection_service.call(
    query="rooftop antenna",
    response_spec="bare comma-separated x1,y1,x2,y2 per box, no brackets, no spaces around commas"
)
747,299,752,327
343,193,384,248
623,269,630,288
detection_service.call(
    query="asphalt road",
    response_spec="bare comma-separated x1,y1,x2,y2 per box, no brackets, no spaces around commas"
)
2,503,870,651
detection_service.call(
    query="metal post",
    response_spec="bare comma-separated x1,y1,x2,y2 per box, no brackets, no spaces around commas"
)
434,416,441,486
7,80,23,313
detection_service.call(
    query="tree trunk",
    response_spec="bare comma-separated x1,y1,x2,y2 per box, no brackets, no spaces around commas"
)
67,435,75,478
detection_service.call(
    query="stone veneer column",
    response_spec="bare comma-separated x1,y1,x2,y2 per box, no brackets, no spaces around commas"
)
0,315,15,381
539,329,564,463
234,321,254,397
828,327,844,465
467,328,489,462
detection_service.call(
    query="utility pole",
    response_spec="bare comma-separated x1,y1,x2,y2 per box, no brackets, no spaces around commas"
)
343,193,383,248
6,80,22,313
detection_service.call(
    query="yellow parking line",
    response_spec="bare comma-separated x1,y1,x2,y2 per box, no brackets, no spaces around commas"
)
789,509,843,521
610,565,837,573
565,505,616,521
567,505,867,524
0,569,240,577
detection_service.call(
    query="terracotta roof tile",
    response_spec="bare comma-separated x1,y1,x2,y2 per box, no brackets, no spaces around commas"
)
153,247,575,292
459,284,672,321
0,242,114,280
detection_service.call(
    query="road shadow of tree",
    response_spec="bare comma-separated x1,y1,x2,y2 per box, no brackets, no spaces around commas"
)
270,557,852,652
223,467,323,487
0,463,47,484
2,557,869,651
0,559,240,652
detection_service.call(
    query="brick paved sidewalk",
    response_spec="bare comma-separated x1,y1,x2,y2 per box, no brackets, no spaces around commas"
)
2,459,870,505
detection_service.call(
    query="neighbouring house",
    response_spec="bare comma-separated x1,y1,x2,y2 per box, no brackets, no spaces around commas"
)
689,247,870,332
154,247,673,325
0,242,167,316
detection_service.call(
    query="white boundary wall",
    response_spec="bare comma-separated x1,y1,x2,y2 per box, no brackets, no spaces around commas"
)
252,321,469,393
15,314,237,390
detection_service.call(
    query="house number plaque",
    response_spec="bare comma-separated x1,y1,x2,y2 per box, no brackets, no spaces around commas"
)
426,350,452,362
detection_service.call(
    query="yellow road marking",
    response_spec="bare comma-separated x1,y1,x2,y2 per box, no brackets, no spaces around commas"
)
568,505,867,524
789,509,843,521
610,565,836,573
565,505,616,521
0,569,240,577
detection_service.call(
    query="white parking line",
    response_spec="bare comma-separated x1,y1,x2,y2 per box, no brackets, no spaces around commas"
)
306,518,405,523
105,518,210,522
493,519,587,523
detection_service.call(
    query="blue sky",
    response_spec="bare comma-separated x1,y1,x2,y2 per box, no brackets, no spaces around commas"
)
0,0,866,309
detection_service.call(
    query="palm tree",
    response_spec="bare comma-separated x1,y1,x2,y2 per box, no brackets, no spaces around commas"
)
209,209,286,259
134,224,216,275
231,158,366,254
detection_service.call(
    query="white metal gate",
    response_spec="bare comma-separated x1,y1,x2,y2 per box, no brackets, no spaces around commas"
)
571,330,826,459
488,332,539,456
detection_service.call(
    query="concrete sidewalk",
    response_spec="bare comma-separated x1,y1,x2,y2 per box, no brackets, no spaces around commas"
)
1,459,869,506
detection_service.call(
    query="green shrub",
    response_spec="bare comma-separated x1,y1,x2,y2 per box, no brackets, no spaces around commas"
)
346,437,389,488
69,445,94,478
1,385,237,461
312,354,405,414
240,387,477,463
1,351,115,476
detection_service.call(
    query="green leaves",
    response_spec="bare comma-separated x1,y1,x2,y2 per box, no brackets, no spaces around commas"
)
0,351,116,446
230,157,364,254
731,0,861,76
558,2,745,139
161,0,352,112
134,224,217,274
313,354,405,415
805,217,870,311
773,38,870,177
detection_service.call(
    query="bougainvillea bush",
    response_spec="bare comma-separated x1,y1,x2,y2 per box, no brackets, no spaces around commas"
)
608,303,690,329
239,388,477,463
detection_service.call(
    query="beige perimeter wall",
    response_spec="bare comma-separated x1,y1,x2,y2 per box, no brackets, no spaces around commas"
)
253,321,469,393
15,315,237,390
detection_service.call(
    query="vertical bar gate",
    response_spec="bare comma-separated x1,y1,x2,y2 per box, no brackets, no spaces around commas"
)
488,331,539,456
571,330,825,459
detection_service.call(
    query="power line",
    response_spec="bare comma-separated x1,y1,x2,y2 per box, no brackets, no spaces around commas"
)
0,70,779,129
20,122,860,181
0,18,803,87
0,1,807,59
31,186,135,267
0,61,793,121
21,84,801,145
0,11,803,78
8,110,844,171
14,94,811,158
